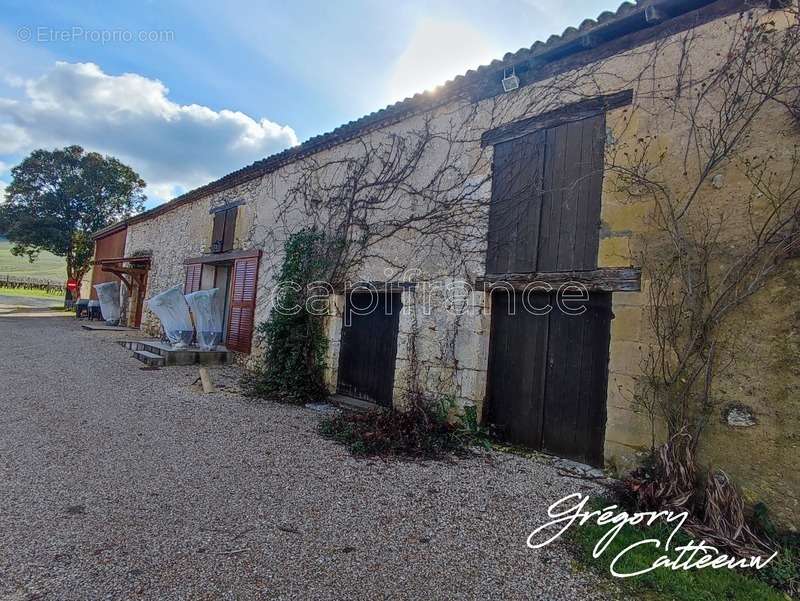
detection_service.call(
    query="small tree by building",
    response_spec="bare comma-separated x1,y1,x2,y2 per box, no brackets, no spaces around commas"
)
0,145,146,304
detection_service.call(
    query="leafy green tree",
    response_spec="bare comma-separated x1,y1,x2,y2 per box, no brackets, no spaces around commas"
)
0,146,146,297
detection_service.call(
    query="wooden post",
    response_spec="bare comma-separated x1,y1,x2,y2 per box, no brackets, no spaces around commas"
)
199,368,216,394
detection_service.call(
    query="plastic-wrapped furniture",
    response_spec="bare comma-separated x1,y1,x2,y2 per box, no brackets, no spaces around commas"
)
94,281,121,325
146,285,194,348
185,288,223,350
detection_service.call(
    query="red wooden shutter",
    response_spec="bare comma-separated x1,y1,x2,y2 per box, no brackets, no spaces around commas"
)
226,254,260,353
184,263,202,293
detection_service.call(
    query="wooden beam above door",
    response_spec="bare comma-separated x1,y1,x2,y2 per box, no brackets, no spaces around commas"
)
476,267,641,292
480,89,633,148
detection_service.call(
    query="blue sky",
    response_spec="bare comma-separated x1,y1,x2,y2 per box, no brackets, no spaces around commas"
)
0,0,621,208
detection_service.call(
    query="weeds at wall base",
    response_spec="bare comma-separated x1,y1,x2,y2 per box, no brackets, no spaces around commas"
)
318,404,491,459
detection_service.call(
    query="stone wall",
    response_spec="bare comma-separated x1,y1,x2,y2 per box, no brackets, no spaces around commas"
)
124,178,266,336
122,7,799,528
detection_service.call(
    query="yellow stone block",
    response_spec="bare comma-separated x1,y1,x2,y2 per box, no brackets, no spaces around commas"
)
608,340,645,376
610,306,643,342
605,405,654,452
606,372,639,410
613,280,649,307
598,236,632,267
600,201,651,233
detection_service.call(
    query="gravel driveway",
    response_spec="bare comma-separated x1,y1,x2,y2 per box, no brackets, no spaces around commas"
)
0,316,622,600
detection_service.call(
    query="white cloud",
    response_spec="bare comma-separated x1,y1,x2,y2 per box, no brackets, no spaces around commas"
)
387,19,500,105
0,122,30,154
0,62,298,204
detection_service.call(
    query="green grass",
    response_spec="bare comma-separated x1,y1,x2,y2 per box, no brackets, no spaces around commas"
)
569,499,786,601
0,286,63,300
0,236,66,281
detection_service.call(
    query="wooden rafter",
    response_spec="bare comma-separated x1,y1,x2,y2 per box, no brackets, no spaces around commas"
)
95,257,151,294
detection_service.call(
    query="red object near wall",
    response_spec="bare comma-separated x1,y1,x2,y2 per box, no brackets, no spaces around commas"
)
184,263,203,294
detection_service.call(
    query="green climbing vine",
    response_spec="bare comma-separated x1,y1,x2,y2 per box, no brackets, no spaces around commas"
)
246,229,331,403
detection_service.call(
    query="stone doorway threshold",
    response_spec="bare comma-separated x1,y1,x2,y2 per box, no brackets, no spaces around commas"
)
329,393,386,413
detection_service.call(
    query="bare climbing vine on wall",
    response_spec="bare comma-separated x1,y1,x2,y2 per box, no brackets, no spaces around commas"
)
236,5,800,529
607,7,800,558
609,8,800,449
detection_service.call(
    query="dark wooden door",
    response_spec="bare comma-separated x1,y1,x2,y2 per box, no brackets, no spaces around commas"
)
486,113,605,274
485,108,610,466
337,292,402,407
486,129,547,273
487,291,612,467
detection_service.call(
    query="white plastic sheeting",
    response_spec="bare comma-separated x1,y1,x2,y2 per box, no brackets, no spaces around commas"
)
146,285,194,347
94,281,121,325
185,288,224,350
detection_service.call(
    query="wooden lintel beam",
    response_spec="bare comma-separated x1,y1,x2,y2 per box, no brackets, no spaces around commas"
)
481,89,633,147
99,266,148,285
475,267,641,293
99,267,149,293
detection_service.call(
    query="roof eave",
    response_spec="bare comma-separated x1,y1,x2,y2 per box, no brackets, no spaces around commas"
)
109,0,760,232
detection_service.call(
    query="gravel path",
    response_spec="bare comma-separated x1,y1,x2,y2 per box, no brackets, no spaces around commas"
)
0,316,623,600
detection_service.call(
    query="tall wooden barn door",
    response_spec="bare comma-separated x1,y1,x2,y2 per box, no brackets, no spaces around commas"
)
487,292,612,466
485,110,612,467
337,291,402,407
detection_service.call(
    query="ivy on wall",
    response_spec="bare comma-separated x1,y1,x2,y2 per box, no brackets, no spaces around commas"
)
245,229,330,403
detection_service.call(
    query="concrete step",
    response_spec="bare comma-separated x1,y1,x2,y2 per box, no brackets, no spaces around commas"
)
133,349,166,367
119,339,234,366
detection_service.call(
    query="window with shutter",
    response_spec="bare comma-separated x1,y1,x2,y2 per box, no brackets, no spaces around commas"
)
211,211,225,253
222,207,237,252
210,206,238,253
225,253,260,353
184,263,203,294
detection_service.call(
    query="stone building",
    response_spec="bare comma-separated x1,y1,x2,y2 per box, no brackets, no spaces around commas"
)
90,0,800,528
